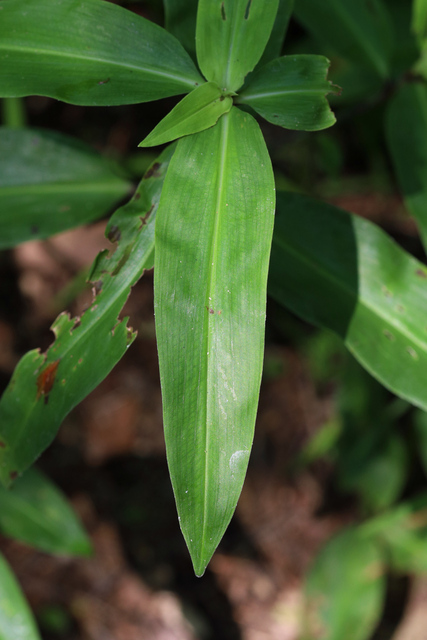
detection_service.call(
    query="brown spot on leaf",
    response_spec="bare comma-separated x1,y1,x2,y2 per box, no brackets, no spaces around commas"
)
139,203,155,228
9,471,18,481
107,225,121,243
0,441,5,448
416,269,427,279
37,359,60,405
144,162,161,180
98,78,110,85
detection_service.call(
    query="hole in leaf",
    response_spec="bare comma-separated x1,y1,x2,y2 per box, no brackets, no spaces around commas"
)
244,0,252,19
221,2,226,20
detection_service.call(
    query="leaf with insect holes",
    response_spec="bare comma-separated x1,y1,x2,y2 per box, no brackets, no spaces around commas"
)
0,146,174,487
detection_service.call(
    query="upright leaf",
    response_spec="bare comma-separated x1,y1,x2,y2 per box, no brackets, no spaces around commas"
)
0,148,174,486
386,82,427,252
269,192,427,413
258,0,295,67
163,0,198,57
0,552,41,640
413,0,427,45
196,0,279,92
0,0,203,106
0,127,131,248
0,468,91,556
154,107,275,576
293,0,393,80
238,55,337,131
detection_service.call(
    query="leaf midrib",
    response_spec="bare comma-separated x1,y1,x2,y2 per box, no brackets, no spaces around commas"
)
239,87,330,101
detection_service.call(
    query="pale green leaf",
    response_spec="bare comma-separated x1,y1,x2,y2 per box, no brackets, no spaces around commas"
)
305,528,385,640
0,148,174,486
269,192,427,413
238,55,337,131
0,468,91,556
0,0,203,106
386,82,427,252
0,127,131,248
293,0,393,79
139,82,232,147
196,0,279,92
0,552,41,640
154,107,275,576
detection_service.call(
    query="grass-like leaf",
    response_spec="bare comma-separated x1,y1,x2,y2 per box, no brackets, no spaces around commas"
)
0,552,41,640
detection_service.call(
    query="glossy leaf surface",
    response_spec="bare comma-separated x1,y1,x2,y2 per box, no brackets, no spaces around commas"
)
305,528,385,640
269,192,427,412
386,82,427,252
0,127,130,249
155,107,275,576
139,82,232,147
196,0,279,92
238,55,337,131
0,468,91,556
0,552,41,640
0,0,203,106
294,0,393,79
0,148,173,486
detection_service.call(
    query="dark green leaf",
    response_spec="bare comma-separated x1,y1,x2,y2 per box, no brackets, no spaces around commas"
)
0,468,91,556
196,0,279,92
413,0,427,45
0,127,131,248
139,81,232,147
305,528,385,640
154,107,275,576
0,552,41,640
293,0,393,79
258,0,294,66
163,0,198,57
238,55,337,131
0,147,174,486
269,192,427,412
0,0,203,106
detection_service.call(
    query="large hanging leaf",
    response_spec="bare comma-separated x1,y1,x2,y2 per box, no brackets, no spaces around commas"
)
196,0,279,92
0,0,203,106
305,528,385,640
0,467,91,556
293,0,393,79
237,55,337,131
386,82,427,252
269,192,427,412
0,127,131,249
0,552,41,640
154,107,275,576
0,147,174,487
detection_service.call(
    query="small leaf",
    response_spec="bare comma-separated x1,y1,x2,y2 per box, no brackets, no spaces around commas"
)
139,82,232,147
386,82,427,253
155,107,275,576
0,127,131,249
0,551,41,640
305,528,385,640
0,147,174,486
0,0,203,106
196,0,279,92
269,192,427,413
238,55,338,131
293,0,393,80
0,467,91,556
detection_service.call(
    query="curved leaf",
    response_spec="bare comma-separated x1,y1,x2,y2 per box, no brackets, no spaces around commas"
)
154,107,275,576
0,467,91,556
0,127,131,249
0,0,203,106
0,147,174,486
139,81,232,147
269,192,427,412
238,55,337,131
293,0,393,80
196,0,279,92
0,552,41,640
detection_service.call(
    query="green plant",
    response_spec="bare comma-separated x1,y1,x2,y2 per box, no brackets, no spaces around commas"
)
2,0,427,638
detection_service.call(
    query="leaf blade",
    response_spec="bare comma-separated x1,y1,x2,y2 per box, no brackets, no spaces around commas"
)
0,552,41,640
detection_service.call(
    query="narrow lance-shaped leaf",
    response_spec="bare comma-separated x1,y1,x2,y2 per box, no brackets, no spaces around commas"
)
269,192,427,413
413,0,427,46
0,0,203,106
237,55,338,131
0,127,131,249
0,552,41,640
293,0,393,80
0,147,174,487
258,0,295,67
139,81,232,148
196,0,279,92
386,82,427,253
163,0,198,58
155,107,275,576
0,467,92,557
